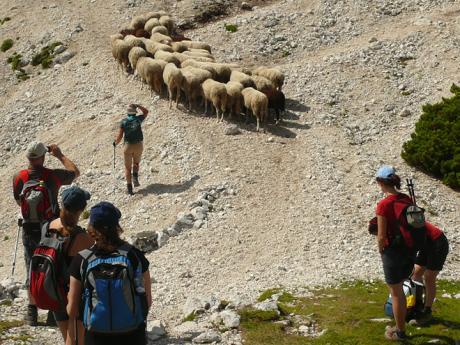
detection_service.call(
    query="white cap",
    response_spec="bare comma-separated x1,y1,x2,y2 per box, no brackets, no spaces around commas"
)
26,141,47,159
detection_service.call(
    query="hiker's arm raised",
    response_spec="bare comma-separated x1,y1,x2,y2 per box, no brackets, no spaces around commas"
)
143,270,152,309
135,104,148,118
49,144,80,178
114,128,124,145
377,215,387,253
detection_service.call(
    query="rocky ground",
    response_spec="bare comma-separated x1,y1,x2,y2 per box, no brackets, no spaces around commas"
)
0,0,459,343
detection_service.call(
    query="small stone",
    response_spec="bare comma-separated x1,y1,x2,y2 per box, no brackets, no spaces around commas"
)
224,125,241,135
241,2,252,10
399,109,411,117
147,320,166,341
454,293,460,299
156,230,169,247
442,293,452,298
254,300,279,313
193,330,221,343
220,310,240,328
53,51,75,64
53,44,66,54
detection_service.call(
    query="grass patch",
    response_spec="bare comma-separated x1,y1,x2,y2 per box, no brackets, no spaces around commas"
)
31,41,62,69
0,17,11,25
7,52,23,70
401,90,413,96
224,23,238,32
0,300,13,307
1,38,13,52
240,308,280,322
258,288,282,302
183,312,197,322
81,210,90,220
240,280,460,345
0,320,24,333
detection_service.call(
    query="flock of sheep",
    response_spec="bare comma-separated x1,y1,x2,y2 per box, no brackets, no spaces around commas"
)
110,10,286,132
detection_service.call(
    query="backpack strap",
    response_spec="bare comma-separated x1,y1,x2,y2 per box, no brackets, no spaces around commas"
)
117,243,133,257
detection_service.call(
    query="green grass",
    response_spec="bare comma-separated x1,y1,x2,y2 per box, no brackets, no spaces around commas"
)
224,23,238,32
0,320,24,333
0,300,13,306
183,312,197,322
240,280,460,345
7,52,23,70
31,41,62,68
1,38,13,52
81,209,90,220
0,17,11,25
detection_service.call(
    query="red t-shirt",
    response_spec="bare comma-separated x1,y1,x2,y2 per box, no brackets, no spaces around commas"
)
376,193,413,247
425,221,443,241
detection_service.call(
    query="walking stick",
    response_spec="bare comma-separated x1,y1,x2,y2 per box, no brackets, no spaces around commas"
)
11,218,22,277
112,141,117,192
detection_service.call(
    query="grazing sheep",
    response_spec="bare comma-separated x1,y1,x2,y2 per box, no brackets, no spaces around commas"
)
230,70,255,88
253,66,285,90
111,39,131,71
163,63,184,108
110,33,123,44
181,40,212,53
129,15,147,31
151,25,169,35
124,35,145,49
172,41,188,52
266,89,285,124
144,18,160,33
171,34,191,42
142,39,173,55
202,79,228,121
150,32,172,44
183,50,214,59
225,81,244,118
181,60,231,82
172,52,189,63
182,54,215,63
252,75,276,94
159,15,174,33
154,50,180,66
120,28,150,38
181,60,217,79
180,66,213,110
136,57,165,94
241,87,268,132
144,11,162,20
128,46,147,71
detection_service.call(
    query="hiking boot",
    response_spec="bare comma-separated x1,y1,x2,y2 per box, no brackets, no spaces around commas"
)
133,173,140,187
412,308,432,326
24,304,38,326
127,183,134,195
46,310,57,327
385,328,407,341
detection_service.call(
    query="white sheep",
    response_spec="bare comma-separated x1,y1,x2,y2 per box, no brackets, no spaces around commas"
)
181,60,217,79
241,87,268,132
171,42,188,53
253,66,285,90
151,25,169,35
144,18,160,33
202,79,228,121
124,35,145,49
142,39,173,55
150,32,172,44
111,39,131,71
110,33,123,44
136,57,165,94
128,46,147,71
180,66,213,111
144,11,163,21
252,75,276,94
163,63,184,108
181,40,212,53
230,70,255,88
225,81,244,118
159,15,174,33
183,50,214,59
181,60,232,82
129,15,147,30
154,50,181,66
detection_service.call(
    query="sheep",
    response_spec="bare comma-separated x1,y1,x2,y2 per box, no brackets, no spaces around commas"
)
144,18,160,33
124,35,145,49
136,57,165,94
150,32,172,44
159,15,174,33
128,46,147,71
241,87,268,132
266,89,285,124
120,28,150,38
181,60,231,82
151,25,169,35
172,41,188,52
183,50,214,59
202,79,228,121
181,60,217,79
129,15,147,31
189,48,212,55
225,81,244,118
163,63,184,109
253,66,285,90
154,50,181,66
144,11,163,20
111,39,131,71
180,40,212,53
182,54,215,63
110,33,123,45
230,70,255,88
252,75,276,94
142,39,173,55
180,66,213,110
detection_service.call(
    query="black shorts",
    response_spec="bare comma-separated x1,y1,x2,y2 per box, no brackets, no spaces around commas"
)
415,234,449,271
22,223,42,286
381,246,414,285
85,323,146,345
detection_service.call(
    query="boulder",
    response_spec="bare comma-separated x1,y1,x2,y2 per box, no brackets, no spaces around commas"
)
193,330,222,343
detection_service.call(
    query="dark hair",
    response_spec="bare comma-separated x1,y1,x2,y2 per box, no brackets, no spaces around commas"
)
376,174,401,189
60,208,81,229
88,222,124,250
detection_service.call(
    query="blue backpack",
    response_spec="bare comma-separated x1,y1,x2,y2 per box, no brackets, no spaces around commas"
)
79,243,146,333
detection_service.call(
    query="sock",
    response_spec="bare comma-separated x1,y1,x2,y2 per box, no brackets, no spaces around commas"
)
133,172,139,178
424,306,432,313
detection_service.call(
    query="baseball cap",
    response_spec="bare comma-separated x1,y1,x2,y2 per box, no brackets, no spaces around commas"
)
62,186,91,211
376,165,396,179
89,202,121,228
127,104,137,115
26,141,47,159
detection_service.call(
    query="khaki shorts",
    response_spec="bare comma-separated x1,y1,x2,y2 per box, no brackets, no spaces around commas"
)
123,142,143,166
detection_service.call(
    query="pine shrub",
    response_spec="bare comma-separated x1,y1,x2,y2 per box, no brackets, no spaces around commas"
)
401,84,460,188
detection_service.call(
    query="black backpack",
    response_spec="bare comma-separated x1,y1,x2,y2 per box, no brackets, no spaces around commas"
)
123,116,143,144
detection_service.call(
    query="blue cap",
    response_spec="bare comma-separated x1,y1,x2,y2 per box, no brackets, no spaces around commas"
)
62,186,91,211
89,202,121,228
376,165,396,179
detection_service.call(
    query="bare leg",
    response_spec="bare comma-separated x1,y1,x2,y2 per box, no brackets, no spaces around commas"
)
56,320,69,342
124,155,133,185
423,270,439,308
388,282,406,332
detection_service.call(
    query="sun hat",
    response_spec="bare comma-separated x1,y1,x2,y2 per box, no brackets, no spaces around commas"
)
376,165,396,179
62,186,91,211
89,202,121,228
127,104,137,115
26,141,47,159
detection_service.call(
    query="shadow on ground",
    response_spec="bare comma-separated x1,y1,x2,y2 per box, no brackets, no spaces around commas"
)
137,175,200,196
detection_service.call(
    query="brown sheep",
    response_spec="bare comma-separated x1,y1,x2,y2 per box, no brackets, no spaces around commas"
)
241,87,268,132
202,79,228,121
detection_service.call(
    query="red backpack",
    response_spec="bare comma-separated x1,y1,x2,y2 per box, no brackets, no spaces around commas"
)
18,169,59,224
29,223,83,311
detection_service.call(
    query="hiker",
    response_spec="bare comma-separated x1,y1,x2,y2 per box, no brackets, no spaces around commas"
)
12,141,80,326
46,186,94,344
374,165,414,341
411,222,449,324
67,202,152,345
113,104,149,195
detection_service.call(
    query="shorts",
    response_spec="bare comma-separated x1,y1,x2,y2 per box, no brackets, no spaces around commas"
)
123,142,143,166
85,323,146,345
22,223,42,286
53,309,69,322
415,234,449,271
381,246,414,285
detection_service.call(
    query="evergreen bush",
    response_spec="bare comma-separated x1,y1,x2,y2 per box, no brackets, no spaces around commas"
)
401,84,460,188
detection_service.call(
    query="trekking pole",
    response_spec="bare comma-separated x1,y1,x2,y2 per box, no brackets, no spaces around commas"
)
112,141,117,192
407,178,416,204
11,218,22,277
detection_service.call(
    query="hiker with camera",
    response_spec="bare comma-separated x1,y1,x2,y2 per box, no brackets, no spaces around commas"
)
66,202,152,345
12,141,80,326
374,165,416,341
411,222,449,325
113,104,148,195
